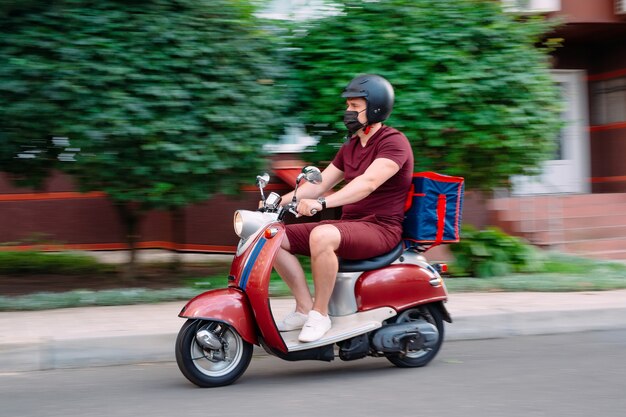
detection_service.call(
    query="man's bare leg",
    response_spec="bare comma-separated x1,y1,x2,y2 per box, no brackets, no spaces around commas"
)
273,238,313,314
308,225,341,315
296,224,341,342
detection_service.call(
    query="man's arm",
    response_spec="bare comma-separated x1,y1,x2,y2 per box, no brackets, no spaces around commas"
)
325,158,399,208
296,158,399,215
280,163,344,205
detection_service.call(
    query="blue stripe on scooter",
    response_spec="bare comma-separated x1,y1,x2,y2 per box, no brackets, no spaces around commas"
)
240,238,267,291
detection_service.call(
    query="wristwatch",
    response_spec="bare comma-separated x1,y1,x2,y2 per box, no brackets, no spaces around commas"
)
317,197,327,210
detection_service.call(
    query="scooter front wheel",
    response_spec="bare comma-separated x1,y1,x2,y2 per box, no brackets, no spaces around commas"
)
175,319,253,387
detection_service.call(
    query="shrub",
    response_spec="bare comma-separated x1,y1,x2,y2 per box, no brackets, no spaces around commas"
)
0,251,111,275
450,225,545,277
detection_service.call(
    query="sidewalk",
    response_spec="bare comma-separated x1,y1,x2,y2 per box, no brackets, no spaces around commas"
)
1,290,625,372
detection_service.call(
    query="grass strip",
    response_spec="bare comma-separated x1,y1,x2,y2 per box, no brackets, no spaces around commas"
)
3,271,626,311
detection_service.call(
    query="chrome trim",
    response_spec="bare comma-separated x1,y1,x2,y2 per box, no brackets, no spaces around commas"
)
328,271,363,316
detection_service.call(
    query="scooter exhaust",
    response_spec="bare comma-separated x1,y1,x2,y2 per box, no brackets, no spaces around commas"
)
371,321,439,353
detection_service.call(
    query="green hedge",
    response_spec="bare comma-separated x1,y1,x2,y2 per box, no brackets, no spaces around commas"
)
0,251,112,275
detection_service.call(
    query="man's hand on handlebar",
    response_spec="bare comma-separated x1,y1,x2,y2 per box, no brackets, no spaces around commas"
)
296,198,323,217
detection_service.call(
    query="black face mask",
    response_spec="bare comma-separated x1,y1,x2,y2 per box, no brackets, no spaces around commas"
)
343,110,365,136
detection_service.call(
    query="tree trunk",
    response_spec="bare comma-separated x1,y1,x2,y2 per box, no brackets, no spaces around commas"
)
114,203,142,282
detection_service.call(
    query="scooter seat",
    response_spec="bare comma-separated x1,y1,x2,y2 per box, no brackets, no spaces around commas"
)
337,243,404,273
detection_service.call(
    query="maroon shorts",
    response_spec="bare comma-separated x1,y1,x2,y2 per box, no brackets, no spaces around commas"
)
285,214,403,260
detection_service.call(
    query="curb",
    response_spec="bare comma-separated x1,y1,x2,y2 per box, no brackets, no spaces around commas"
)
2,292,626,372
445,307,626,340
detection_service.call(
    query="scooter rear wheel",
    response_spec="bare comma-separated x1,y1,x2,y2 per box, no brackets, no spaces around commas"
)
175,319,253,387
384,304,444,368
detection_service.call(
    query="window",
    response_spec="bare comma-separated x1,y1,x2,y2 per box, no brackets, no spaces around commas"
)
501,0,560,13
590,77,626,125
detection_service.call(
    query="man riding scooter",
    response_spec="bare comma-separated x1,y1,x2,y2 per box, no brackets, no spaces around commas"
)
176,73,457,388
274,74,415,342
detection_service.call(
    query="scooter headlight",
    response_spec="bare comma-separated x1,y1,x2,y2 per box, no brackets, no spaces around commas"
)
233,211,244,237
233,210,278,240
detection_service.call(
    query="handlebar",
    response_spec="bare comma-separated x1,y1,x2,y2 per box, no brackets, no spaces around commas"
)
286,202,299,217
285,202,317,217
281,202,316,219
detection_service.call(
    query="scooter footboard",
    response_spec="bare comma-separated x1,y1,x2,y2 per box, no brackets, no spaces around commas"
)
179,288,258,345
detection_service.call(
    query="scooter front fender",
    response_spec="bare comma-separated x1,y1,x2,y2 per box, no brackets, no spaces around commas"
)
179,288,258,345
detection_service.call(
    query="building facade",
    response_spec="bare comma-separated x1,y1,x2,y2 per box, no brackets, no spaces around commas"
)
490,0,626,260
506,0,626,194
2,0,625,259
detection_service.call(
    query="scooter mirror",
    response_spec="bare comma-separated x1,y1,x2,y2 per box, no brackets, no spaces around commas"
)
302,166,322,185
256,173,270,189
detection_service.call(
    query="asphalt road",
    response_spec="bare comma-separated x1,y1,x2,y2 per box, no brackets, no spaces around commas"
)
1,330,625,417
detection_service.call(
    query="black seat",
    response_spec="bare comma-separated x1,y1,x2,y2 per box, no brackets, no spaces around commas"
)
337,243,404,273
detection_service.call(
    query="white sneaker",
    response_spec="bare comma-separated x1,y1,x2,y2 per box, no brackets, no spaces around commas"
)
276,311,308,332
298,310,332,342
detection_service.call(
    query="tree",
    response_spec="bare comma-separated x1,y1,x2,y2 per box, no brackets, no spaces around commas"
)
0,0,289,275
287,0,562,190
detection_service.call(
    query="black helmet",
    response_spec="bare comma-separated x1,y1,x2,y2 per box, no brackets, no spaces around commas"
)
341,74,394,124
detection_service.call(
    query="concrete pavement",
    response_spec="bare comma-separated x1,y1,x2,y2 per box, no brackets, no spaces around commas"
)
1,290,625,372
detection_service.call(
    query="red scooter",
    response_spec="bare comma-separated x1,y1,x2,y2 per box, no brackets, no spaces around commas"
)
175,167,452,387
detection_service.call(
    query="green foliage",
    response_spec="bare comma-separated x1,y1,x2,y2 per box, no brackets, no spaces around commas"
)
451,227,626,280
450,225,546,277
0,0,289,204
3,266,626,310
444,271,626,293
1,249,625,310
541,252,626,275
446,250,626,291
0,251,112,275
288,0,562,189
0,287,199,311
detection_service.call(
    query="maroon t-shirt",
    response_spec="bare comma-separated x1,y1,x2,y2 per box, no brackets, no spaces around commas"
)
331,126,414,224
